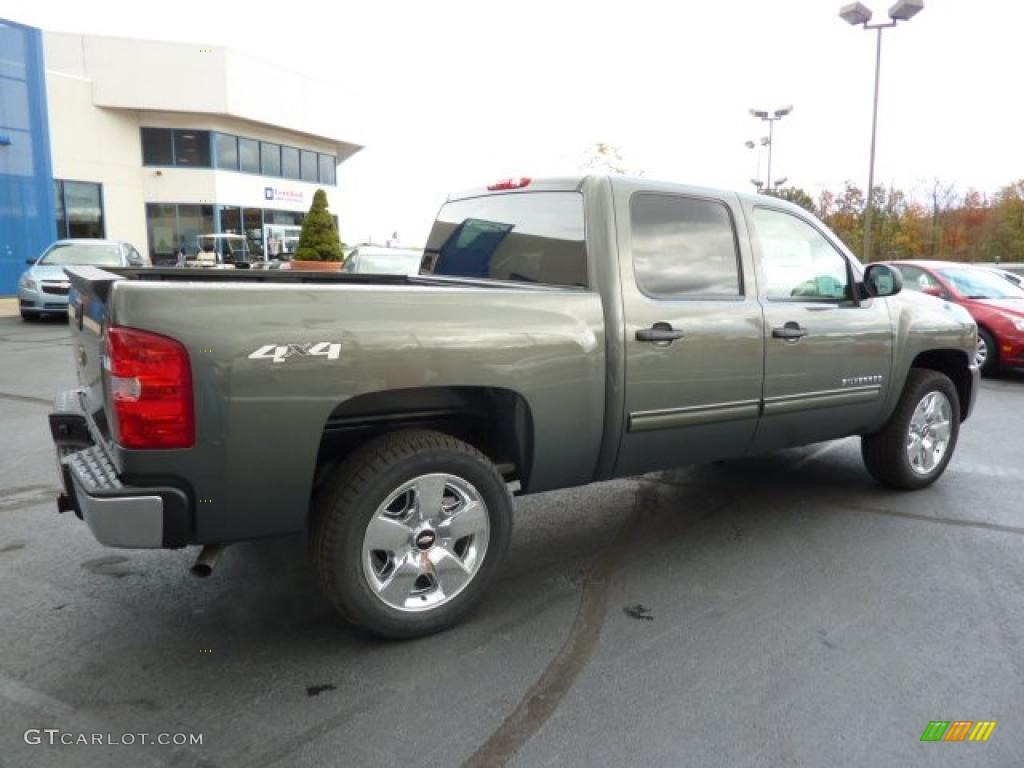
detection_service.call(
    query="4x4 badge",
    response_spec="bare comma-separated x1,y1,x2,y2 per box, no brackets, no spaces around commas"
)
248,343,341,364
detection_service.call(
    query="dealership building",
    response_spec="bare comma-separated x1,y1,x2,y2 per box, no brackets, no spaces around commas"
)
0,18,362,293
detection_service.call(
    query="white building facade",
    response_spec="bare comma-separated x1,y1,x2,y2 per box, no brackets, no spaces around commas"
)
42,28,361,265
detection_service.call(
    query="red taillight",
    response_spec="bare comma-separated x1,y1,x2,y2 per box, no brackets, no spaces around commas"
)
487,177,532,191
105,326,194,449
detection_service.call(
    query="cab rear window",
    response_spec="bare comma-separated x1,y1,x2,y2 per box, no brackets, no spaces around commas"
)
421,192,587,287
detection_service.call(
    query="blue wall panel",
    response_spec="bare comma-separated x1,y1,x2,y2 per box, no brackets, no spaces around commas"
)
0,19,56,296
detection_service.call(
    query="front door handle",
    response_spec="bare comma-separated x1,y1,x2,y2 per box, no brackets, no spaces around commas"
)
636,322,685,343
772,321,808,340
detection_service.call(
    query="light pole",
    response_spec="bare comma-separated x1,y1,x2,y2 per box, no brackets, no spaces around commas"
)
744,137,770,189
749,106,793,190
840,0,924,261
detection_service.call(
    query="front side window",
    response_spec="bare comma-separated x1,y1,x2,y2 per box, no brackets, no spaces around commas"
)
753,207,850,300
630,193,741,299
897,265,943,294
173,130,211,167
422,192,587,287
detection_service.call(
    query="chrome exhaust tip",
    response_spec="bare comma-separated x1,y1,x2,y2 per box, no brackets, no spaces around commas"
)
190,543,226,578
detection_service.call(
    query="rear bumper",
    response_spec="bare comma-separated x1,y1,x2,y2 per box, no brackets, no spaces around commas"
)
50,390,191,548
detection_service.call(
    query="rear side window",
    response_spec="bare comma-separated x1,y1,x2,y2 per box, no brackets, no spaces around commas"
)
422,192,587,287
630,193,742,298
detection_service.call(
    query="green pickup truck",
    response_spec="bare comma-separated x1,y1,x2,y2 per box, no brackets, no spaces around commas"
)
51,175,979,638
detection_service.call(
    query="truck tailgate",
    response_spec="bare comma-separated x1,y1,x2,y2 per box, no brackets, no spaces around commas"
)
65,266,122,436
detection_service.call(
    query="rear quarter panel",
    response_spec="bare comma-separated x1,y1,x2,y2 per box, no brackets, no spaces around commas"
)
108,280,605,543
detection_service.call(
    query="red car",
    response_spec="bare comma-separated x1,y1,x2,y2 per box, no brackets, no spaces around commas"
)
886,260,1024,375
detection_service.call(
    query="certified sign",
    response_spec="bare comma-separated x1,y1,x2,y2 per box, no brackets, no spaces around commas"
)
263,186,304,203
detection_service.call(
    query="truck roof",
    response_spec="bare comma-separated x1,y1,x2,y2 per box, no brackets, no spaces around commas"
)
446,174,808,216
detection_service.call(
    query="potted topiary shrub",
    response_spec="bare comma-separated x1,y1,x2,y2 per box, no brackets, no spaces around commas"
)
291,189,344,271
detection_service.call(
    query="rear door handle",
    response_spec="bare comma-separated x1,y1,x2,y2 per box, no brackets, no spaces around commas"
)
636,322,685,343
772,322,808,340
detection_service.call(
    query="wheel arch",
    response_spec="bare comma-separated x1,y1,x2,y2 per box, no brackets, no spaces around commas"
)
314,386,534,492
910,349,973,422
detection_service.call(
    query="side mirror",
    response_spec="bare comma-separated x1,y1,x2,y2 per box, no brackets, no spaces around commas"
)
26,258,36,265
862,263,902,298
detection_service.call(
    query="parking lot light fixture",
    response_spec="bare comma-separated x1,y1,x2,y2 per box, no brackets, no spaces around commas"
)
839,1,925,261
749,106,793,190
840,2,874,25
888,0,924,21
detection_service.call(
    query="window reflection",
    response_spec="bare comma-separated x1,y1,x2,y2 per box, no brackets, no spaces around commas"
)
239,138,260,173
214,133,238,171
753,208,849,300
260,142,281,176
424,192,587,287
630,194,741,298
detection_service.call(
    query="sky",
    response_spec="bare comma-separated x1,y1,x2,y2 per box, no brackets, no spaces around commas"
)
4,0,1022,245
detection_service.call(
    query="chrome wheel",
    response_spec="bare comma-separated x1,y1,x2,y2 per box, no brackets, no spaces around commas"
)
975,334,988,369
906,391,953,476
362,473,490,612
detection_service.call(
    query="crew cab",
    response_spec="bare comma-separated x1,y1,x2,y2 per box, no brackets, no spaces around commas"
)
50,175,979,638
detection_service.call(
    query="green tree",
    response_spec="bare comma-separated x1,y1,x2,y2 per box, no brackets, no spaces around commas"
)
295,189,343,261
770,186,816,213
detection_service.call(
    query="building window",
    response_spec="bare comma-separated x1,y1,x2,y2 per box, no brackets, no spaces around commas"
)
260,142,281,176
146,203,177,261
239,137,260,173
141,127,174,165
243,208,264,258
173,130,211,167
140,126,335,184
145,202,213,263
214,133,239,171
54,180,67,239
54,179,105,239
218,205,242,234
630,194,742,299
319,154,336,185
301,150,318,183
281,146,300,180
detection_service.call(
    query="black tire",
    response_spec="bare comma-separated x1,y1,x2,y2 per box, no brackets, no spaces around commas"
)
861,369,960,490
976,327,998,376
311,429,513,639
20,311,38,322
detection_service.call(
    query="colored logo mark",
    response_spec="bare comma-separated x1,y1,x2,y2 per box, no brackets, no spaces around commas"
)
920,721,997,742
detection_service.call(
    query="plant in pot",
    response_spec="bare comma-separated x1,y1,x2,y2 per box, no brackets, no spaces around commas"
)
291,189,344,271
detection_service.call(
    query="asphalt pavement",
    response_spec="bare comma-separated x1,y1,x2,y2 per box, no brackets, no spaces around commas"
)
1,313,1021,768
